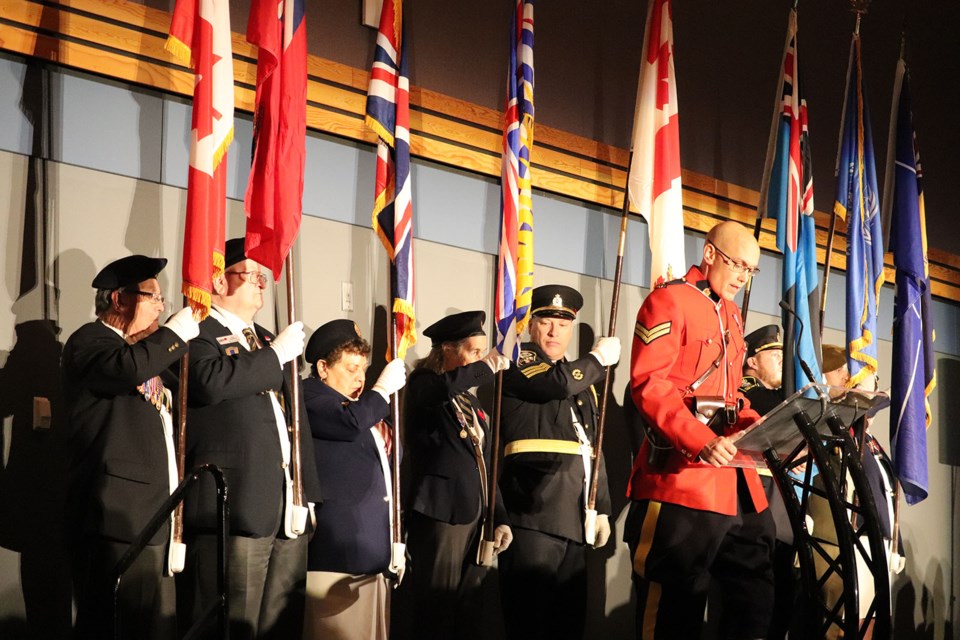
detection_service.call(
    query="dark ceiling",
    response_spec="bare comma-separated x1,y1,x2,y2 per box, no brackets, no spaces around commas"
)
147,0,960,256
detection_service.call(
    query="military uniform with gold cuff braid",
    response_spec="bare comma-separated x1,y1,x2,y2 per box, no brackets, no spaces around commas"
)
497,285,613,640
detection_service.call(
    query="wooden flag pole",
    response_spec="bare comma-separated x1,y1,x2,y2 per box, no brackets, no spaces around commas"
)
478,369,504,566
384,263,404,582
171,341,189,573
739,214,766,325
284,254,306,522
586,154,633,534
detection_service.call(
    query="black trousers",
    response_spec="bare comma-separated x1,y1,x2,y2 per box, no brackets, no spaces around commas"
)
402,510,487,640
625,499,775,640
498,527,586,640
178,532,307,640
74,537,176,640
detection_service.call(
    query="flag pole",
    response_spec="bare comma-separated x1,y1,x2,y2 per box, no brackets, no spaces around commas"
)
478,370,503,566
384,263,404,583
172,342,189,573
283,253,306,522
740,214,765,325
586,151,634,529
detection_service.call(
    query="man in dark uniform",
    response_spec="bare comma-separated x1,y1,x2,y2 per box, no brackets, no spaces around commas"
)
402,310,513,639
179,238,322,640
64,254,199,639
740,324,796,640
740,324,784,415
625,221,774,639
498,284,620,640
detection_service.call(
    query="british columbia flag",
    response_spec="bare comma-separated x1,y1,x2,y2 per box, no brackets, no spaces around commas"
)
496,0,535,361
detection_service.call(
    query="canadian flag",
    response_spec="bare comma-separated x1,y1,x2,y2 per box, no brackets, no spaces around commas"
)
166,0,235,318
627,0,685,289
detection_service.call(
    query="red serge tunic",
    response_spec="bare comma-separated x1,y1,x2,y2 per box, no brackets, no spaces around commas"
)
627,265,767,516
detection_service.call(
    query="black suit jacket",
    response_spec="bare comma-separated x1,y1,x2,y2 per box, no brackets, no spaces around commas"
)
63,321,187,545
183,317,321,538
403,360,507,527
499,342,611,542
304,378,392,574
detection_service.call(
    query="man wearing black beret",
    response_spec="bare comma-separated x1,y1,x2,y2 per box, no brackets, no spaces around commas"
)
63,254,200,639
497,285,620,640
178,238,322,640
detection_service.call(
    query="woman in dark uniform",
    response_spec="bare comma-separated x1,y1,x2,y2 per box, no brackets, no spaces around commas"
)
402,310,512,640
301,319,407,640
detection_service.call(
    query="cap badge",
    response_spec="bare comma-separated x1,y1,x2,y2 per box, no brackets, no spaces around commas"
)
552,293,563,307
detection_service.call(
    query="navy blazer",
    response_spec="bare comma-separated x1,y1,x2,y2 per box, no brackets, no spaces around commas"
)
63,321,187,545
304,378,392,574
403,361,507,527
183,317,322,538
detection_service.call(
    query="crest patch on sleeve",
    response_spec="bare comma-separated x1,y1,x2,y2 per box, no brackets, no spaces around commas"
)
518,350,537,366
635,320,672,345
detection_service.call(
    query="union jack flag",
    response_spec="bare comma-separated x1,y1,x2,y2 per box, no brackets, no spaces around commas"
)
758,7,822,395
496,0,535,361
366,0,416,359
835,34,884,387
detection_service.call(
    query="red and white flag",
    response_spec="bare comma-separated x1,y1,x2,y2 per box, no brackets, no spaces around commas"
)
627,0,685,289
166,0,234,318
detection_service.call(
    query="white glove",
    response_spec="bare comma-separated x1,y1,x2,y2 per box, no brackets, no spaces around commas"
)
481,351,511,374
270,321,305,365
590,336,621,367
372,358,407,402
164,307,200,342
595,514,611,548
891,552,906,574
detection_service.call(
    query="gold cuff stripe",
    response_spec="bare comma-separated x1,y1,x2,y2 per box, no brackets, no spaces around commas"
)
520,362,551,378
504,439,585,456
635,321,672,345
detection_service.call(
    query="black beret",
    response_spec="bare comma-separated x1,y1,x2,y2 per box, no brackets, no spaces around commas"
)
530,284,582,320
822,344,847,374
91,255,167,289
745,324,782,359
306,319,363,364
422,310,486,347
224,238,247,269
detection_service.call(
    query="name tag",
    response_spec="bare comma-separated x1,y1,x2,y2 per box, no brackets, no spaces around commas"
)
217,334,242,345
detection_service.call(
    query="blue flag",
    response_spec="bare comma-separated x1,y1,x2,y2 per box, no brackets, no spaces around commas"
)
883,57,935,505
758,8,822,394
834,35,884,387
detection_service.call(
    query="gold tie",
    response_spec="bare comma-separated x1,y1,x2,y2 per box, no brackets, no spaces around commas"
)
242,327,260,350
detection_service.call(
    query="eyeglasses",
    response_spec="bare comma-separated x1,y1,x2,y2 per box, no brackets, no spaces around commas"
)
710,244,760,276
130,290,165,304
226,270,268,287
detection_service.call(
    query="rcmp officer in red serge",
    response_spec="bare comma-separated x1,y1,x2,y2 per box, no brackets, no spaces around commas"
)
625,221,774,639
497,285,620,640
63,255,199,639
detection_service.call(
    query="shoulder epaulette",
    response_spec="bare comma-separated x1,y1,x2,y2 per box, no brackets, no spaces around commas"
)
655,277,685,289
739,375,759,392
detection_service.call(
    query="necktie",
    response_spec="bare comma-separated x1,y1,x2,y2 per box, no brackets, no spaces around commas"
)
242,327,260,350
376,420,393,457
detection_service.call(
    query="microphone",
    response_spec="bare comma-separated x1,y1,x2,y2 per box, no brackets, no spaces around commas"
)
779,300,821,388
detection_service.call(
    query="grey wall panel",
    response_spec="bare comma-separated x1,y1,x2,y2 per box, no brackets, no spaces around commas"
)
303,131,375,227
412,160,500,255
56,72,163,182
0,56,33,157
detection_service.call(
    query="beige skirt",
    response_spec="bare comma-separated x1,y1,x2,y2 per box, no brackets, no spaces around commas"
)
302,571,390,640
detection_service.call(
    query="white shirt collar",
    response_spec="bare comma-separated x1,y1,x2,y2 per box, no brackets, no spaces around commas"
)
100,319,127,340
210,304,255,339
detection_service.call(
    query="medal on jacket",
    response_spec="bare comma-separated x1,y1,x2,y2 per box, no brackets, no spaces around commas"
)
137,376,168,412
